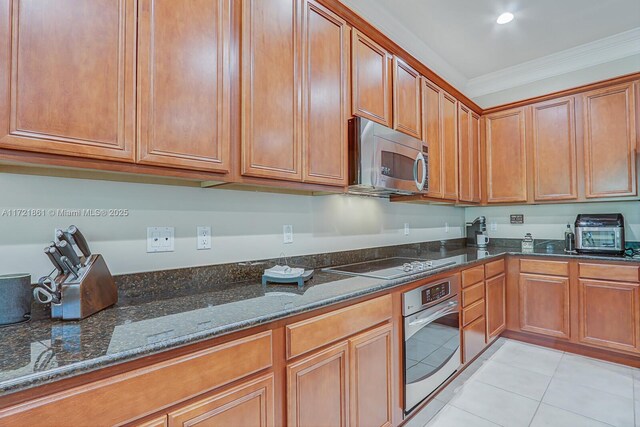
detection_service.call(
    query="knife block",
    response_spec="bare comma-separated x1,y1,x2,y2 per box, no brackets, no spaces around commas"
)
51,254,118,320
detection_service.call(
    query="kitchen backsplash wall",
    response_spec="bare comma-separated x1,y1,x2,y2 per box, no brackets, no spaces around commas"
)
0,173,465,279
466,202,640,242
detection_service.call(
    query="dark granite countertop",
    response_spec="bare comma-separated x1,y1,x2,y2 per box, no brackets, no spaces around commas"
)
1,243,638,398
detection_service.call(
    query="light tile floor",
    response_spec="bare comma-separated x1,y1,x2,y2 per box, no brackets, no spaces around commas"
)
405,338,640,427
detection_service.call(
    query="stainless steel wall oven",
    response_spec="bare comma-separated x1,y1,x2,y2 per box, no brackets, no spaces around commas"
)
403,276,460,413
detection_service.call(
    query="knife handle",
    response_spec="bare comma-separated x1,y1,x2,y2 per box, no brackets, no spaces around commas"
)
67,225,91,258
44,246,65,276
56,240,81,268
60,256,79,279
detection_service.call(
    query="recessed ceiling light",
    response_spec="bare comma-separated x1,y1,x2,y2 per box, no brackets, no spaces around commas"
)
496,12,514,24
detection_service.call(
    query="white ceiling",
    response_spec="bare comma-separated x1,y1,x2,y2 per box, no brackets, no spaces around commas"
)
341,0,640,106
370,0,640,78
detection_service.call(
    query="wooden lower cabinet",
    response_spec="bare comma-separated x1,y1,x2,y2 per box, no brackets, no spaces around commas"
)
462,315,486,363
287,342,350,427
287,323,393,427
519,273,570,339
578,279,640,353
486,274,506,341
349,324,393,427
168,374,274,427
135,416,168,427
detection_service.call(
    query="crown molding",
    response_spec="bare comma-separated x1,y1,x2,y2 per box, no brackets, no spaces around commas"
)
465,27,640,99
338,0,468,88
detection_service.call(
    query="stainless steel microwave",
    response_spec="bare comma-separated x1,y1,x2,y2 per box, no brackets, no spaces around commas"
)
347,117,429,196
575,214,625,255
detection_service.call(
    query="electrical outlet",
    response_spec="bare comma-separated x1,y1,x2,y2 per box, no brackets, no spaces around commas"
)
490,222,498,231
147,227,175,253
445,222,449,233
404,223,410,236
283,225,293,244
197,226,211,250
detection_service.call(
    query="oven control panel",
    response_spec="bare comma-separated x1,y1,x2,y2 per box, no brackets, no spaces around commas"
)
402,275,459,316
422,282,450,305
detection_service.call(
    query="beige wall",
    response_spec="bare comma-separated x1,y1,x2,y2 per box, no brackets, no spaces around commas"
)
466,202,640,243
0,173,465,279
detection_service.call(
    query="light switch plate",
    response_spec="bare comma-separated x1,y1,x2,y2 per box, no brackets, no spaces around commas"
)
404,223,410,236
147,227,175,253
283,225,293,244
197,226,211,250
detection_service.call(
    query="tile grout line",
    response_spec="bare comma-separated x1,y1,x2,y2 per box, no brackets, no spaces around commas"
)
526,349,565,427
535,352,621,427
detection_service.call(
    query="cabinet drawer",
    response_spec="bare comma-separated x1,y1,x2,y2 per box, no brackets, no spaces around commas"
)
461,282,485,308
461,265,485,287
520,259,569,276
0,331,273,426
286,295,392,359
462,300,485,327
485,259,505,279
579,263,639,283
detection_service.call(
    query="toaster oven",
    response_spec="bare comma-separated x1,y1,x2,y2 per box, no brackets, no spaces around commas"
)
575,214,625,255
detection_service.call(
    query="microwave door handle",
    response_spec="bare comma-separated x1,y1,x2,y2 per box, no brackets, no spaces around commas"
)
419,152,427,191
413,152,427,191
408,300,458,327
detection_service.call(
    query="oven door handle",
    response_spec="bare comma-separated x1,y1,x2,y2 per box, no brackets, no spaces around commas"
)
408,300,458,327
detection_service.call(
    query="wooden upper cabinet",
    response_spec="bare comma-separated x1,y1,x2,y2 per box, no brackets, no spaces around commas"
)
578,279,639,354
519,273,570,339
302,0,349,186
458,103,481,203
242,0,302,181
422,78,443,199
168,374,275,427
0,0,136,162
287,342,349,427
442,91,458,201
582,82,637,198
484,108,527,203
393,58,422,139
351,29,392,126
137,0,230,173
530,97,578,201
349,324,393,427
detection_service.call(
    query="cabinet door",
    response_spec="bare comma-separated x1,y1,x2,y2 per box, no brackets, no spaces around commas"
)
137,0,230,172
462,316,486,364
458,103,480,203
351,29,392,126
471,112,481,203
486,274,506,341
168,374,274,427
578,279,639,353
349,324,393,427
393,58,421,139
583,83,637,198
0,0,136,161
287,342,349,427
441,91,458,201
485,108,527,203
531,97,577,201
301,0,349,186
133,416,168,427
242,0,302,181
422,78,443,199
519,273,570,339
